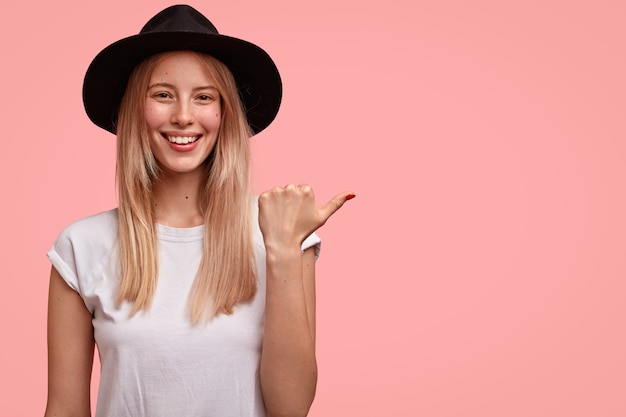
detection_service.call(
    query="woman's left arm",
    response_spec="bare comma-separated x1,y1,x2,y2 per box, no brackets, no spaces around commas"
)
258,185,353,417
261,245,317,417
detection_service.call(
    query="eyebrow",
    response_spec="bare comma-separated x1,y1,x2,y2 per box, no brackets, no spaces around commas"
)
147,82,218,92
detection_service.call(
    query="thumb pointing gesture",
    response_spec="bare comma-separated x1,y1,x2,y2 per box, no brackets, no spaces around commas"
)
258,185,355,249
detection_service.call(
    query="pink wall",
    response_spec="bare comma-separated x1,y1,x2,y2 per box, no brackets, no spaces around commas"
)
2,0,624,415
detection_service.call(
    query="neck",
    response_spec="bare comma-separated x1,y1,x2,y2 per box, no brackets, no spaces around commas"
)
152,170,205,228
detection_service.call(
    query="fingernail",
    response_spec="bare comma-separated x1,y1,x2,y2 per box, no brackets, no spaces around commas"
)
346,193,356,201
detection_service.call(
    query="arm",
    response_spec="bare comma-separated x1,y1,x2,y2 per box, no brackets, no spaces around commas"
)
44,266,95,417
261,245,318,417
258,185,353,417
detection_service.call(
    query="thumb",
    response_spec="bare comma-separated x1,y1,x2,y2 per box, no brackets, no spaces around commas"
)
319,191,355,223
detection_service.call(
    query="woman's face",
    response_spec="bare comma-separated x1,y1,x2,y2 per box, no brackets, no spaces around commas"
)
144,51,222,176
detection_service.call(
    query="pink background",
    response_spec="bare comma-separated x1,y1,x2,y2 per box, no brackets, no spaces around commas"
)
2,0,625,415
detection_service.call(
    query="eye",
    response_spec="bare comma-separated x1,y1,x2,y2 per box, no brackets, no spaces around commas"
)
197,94,214,101
155,92,171,99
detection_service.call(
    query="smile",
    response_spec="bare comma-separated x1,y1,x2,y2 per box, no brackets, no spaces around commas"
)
164,135,200,144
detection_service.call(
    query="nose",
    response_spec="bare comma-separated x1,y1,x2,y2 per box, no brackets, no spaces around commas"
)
171,101,194,126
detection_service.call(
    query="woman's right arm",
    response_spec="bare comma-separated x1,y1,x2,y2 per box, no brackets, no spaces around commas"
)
45,266,95,417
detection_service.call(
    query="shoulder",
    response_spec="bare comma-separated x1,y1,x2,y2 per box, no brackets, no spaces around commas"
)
48,208,119,295
50,208,119,268
55,209,119,245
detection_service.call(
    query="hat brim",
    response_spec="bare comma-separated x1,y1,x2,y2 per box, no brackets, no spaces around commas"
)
83,31,282,135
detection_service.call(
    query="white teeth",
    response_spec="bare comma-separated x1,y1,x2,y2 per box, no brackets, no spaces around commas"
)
167,136,197,144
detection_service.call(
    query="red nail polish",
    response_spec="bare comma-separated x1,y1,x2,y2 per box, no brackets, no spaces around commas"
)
346,193,356,201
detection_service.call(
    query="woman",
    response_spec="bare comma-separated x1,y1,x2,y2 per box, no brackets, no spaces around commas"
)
45,5,354,417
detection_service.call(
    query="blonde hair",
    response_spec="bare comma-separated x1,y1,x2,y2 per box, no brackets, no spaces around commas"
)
115,51,256,323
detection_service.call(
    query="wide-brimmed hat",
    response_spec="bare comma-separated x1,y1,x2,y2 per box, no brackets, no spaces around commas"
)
83,4,282,135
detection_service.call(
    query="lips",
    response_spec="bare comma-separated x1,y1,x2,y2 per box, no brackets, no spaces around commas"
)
164,134,200,144
160,132,203,153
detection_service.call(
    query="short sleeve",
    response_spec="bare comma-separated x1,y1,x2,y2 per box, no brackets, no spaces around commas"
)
47,234,81,293
301,232,321,260
45,209,119,314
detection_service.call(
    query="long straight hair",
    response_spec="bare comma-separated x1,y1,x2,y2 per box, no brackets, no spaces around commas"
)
115,51,257,323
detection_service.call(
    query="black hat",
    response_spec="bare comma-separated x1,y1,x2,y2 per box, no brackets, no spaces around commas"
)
83,4,282,135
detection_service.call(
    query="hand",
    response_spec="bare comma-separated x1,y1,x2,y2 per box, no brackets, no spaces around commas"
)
258,184,354,249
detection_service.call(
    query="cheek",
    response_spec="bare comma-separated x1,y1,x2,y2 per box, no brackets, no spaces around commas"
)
144,102,165,130
199,106,222,130
144,104,164,153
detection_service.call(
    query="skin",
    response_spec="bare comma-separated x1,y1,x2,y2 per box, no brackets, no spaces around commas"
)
145,52,222,227
46,266,94,417
258,184,352,417
45,51,353,417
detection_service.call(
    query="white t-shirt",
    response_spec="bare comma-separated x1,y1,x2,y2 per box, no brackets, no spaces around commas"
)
47,204,320,417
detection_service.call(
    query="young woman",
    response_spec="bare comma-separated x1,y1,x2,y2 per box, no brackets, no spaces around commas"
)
45,5,353,417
